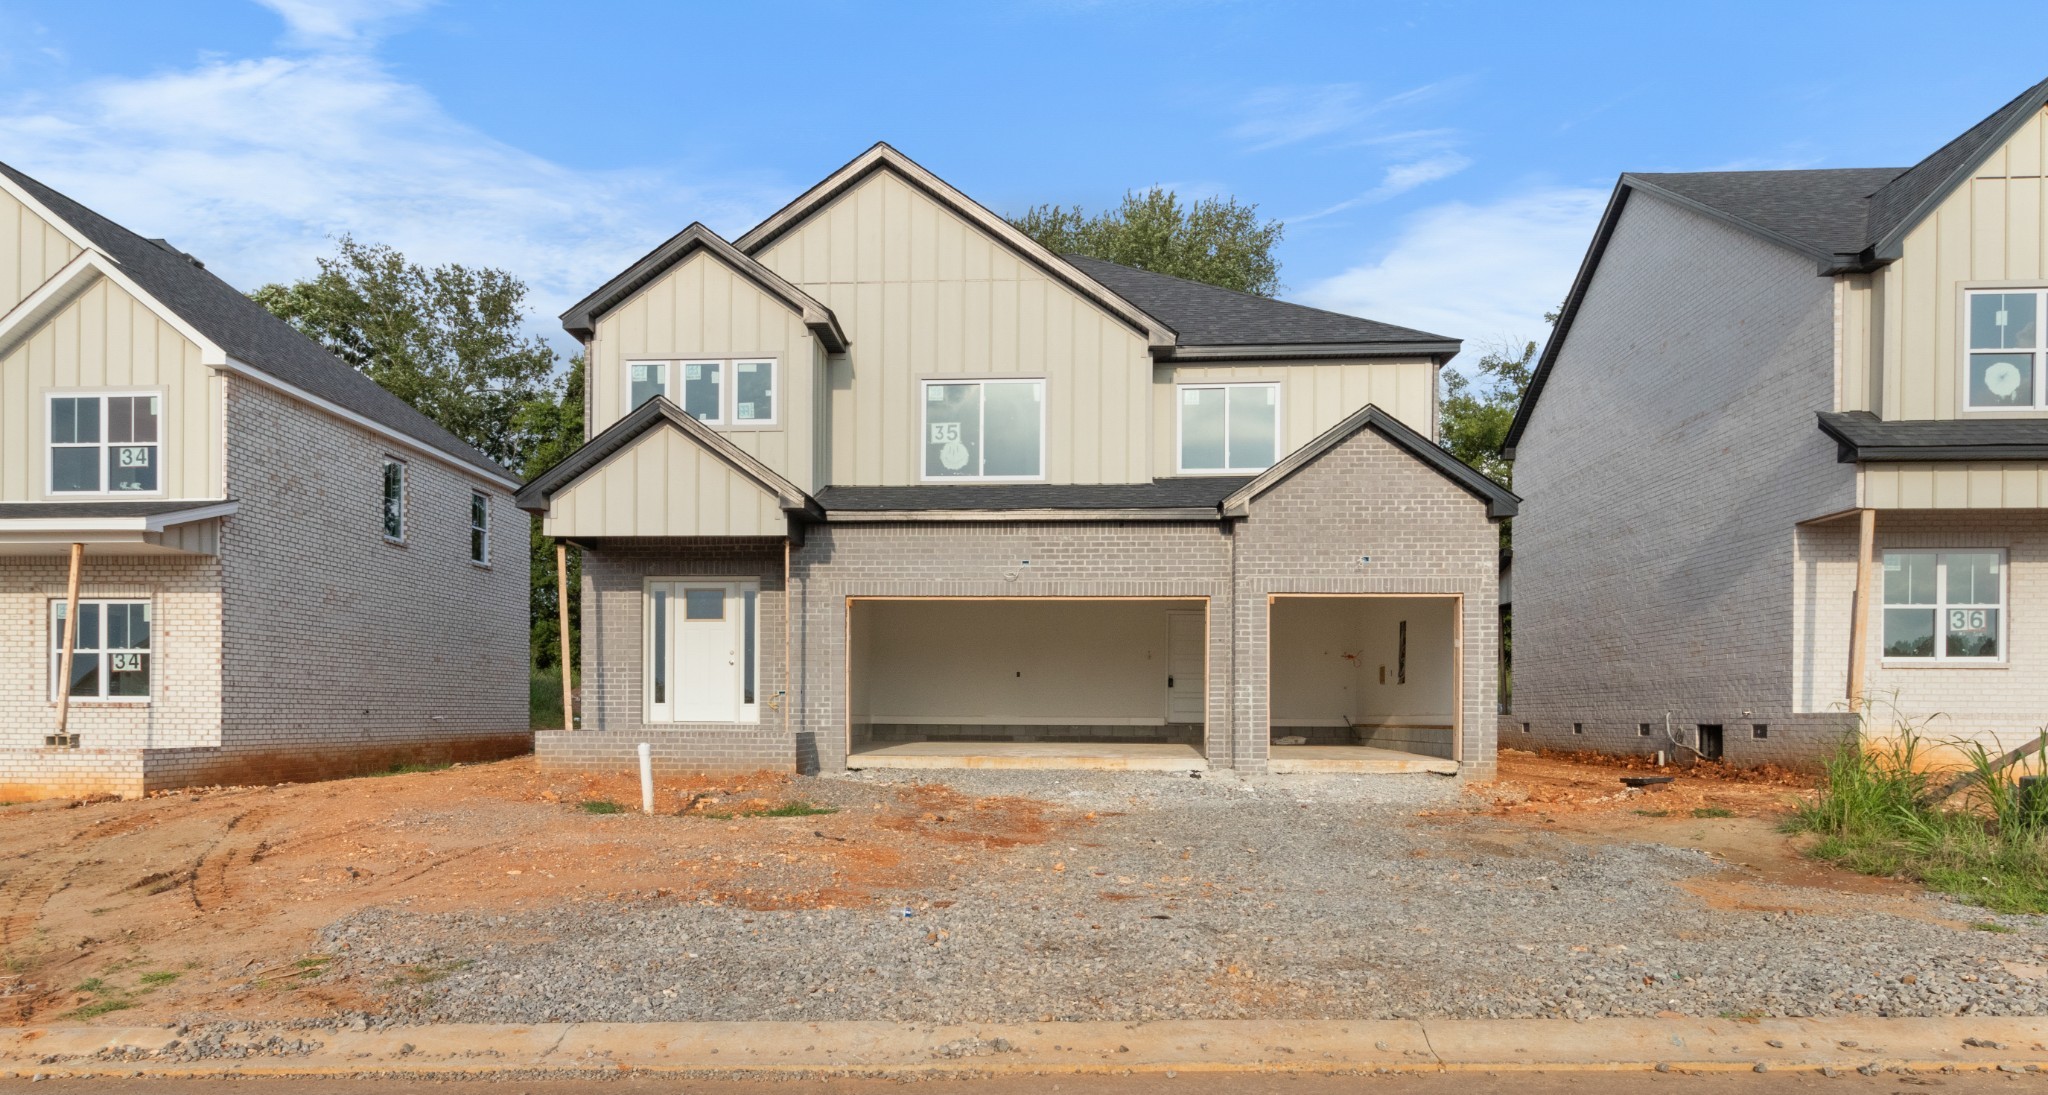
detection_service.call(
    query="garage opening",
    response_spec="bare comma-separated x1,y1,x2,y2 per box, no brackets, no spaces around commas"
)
847,598,1207,771
1268,595,1460,774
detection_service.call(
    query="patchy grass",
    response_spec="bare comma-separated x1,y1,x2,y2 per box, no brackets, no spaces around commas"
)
1691,806,1736,819
1632,809,1671,818
531,666,571,729
579,799,625,815
63,998,135,1019
1973,922,2017,933
137,970,180,987
388,959,473,987
364,761,454,778
698,801,841,820
1787,717,2048,914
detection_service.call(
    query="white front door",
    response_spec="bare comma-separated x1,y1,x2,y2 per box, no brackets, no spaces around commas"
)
1165,610,1206,724
649,580,753,724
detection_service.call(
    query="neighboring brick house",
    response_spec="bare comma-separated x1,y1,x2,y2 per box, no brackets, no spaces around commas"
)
519,145,1515,779
0,162,529,801
1506,75,2048,764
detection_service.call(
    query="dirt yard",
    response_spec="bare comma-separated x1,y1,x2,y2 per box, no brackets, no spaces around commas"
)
0,749,2039,1026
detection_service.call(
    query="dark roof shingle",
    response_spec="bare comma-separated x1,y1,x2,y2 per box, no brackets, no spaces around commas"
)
816,478,1252,512
0,162,513,482
1062,255,1457,350
1625,168,1906,259
1818,410,2048,461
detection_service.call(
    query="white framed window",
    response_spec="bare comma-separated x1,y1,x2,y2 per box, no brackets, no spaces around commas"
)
51,599,151,702
1177,382,1280,473
1882,549,2006,661
1965,289,2048,410
646,579,761,724
625,358,778,426
48,393,161,495
382,459,407,542
921,378,1045,481
469,490,490,566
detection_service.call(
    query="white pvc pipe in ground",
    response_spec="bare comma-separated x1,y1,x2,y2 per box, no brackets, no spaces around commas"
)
637,743,654,814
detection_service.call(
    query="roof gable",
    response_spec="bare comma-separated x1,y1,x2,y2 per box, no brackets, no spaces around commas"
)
559,222,847,349
517,395,818,518
732,143,1177,351
0,161,513,484
1866,75,2048,258
1222,403,1517,520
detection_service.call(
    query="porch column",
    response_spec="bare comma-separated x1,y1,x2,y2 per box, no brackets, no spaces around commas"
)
556,541,575,731
1846,507,1876,712
54,541,84,736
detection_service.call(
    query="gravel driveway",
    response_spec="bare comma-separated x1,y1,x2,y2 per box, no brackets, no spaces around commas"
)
322,768,2048,1025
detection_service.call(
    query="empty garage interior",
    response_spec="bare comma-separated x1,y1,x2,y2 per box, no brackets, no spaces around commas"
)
847,598,1207,770
1269,595,1460,773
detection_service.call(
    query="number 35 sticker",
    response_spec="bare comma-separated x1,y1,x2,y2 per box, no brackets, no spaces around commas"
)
929,422,961,443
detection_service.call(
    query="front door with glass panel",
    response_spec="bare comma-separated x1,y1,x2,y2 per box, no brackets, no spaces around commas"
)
647,580,758,723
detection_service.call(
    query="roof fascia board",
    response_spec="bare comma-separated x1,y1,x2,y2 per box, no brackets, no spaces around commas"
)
1222,403,1517,519
1503,181,1631,457
1852,445,2048,462
824,507,1220,523
1621,175,1836,266
0,501,237,533
561,226,847,350
1871,97,2048,261
732,144,1178,350
1165,340,1462,363
216,358,519,490
0,250,226,368
0,170,99,255
518,396,817,517
144,500,240,531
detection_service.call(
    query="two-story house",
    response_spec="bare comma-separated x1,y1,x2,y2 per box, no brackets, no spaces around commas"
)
0,162,530,800
1506,75,2048,764
519,144,1516,779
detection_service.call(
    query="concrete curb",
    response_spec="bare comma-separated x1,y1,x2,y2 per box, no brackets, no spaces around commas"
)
2,1016,2047,1079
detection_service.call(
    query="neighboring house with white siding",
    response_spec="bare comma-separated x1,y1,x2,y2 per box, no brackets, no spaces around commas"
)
1506,75,2048,764
0,162,529,801
519,144,1516,779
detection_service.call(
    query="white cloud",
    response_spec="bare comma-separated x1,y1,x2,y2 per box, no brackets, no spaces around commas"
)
1229,80,1463,152
1297,186,1609,369
252,0,433,47
1288,153,1472,224
0,42,784,354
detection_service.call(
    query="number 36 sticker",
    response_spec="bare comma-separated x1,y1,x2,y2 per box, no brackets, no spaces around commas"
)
1949,609,1991,634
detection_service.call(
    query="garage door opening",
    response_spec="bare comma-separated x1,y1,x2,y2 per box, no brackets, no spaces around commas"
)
1268,595,1461,774
847,598,1208,771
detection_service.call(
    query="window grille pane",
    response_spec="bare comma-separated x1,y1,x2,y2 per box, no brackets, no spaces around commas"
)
383,463,405,538
735,361,773,422
629,363,666,409
982,382,1042,477
1882,553,1937,605
684,589,725,620
1946,552,2001,605
67,652,101,698
52,447,100,492
1969,353,2035,407
1883,608,1937,658
108,652,149,697
108,444,156,492
1226,385,1278,470
51,397,98,444
1180,388,1226,470
682,362,722,421
1971,292,2038,350
924,383,981,477
1946,607,1999,658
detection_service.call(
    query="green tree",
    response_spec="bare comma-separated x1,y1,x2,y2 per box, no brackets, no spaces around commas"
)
1009,187,1284,296
514,354,585,672
251,236,558,467
1437,335,1539,490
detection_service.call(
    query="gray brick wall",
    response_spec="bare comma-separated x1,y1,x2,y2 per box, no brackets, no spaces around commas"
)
1233,426,1502,778
1507,190,1860,766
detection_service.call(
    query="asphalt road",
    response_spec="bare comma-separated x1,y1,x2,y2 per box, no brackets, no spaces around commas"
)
3,1070,2043,1093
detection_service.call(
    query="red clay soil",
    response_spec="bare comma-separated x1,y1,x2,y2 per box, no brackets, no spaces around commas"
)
0,757,1077,1025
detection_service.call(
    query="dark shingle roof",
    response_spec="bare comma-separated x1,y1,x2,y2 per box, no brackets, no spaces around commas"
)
816,478,1253,512
0,500,234,519
1866,74,2048,249
1062,255,1457,350
1626,168,1906,259
0,162,513,482
1818,410,2048,461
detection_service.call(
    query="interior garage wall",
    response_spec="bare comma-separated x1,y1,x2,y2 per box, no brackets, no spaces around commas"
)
851,599,1198,724
1270,596,1456,751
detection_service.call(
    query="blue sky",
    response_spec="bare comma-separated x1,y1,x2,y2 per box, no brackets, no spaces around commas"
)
3,1,2047,370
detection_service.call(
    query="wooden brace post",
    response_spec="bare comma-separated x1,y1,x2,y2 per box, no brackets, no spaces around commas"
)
54,541,84,736
1846,507,1876,713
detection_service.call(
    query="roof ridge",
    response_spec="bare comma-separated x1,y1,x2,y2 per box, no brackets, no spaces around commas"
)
1064,252,1457,346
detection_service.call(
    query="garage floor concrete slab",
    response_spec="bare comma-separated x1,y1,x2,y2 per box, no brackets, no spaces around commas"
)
1268,744,1459,774
847,740,1208,771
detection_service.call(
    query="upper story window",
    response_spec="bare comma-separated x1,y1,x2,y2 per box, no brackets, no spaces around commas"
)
1882,549,2004,661
49,393,160,494
469,490,490,566
1966,289,2047,410
382,458,407,542
922,378,1044,481
1178,382,1279,474
627,358,777,426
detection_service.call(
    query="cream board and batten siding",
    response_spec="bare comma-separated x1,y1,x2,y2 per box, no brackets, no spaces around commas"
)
0,277,223,502
1152,359,1436,473
751,169,1155,487
1843,105,2048,422
587,251,822,490
1,187,80,316
1862,462,2048,509
542,427,786,538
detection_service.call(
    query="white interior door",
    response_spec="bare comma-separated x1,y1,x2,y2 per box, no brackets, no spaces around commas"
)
676,583,739,722
1165,610,1205,724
